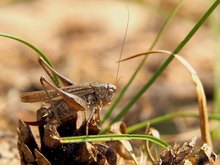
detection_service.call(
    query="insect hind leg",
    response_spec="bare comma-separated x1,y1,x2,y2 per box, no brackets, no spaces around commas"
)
38,57,74,87
40,76,87,112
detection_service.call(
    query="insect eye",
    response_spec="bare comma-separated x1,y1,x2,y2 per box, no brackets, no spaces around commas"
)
107,84,116,93
109,88,115,93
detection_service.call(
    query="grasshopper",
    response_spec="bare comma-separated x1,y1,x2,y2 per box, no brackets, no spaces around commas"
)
21,57,117,129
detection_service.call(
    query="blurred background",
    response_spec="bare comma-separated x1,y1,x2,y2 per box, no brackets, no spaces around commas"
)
0,0,219,164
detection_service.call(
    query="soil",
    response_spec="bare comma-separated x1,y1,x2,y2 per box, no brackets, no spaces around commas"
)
0,0,218,164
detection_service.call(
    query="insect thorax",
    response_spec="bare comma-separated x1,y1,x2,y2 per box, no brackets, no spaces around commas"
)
85,83,117,107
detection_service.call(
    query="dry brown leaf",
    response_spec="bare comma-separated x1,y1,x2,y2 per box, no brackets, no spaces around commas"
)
110,122,139,165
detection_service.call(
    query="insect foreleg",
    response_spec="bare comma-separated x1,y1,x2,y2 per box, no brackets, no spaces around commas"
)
86,107,101,135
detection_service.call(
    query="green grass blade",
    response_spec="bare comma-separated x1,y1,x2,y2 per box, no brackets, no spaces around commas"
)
106,0,220,129
126,112,220,133
102,0,184,124
210,5,220,114
209,10,220,142
217,148,220,155
149,0,184,50
0,32,60,85
60,134,169,148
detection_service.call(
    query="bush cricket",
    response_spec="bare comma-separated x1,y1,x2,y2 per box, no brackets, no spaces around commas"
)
21,57,117,108
21,57,117,134
21,4,129,131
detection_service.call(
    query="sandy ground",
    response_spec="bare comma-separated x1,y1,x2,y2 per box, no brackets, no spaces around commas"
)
0,0,219,164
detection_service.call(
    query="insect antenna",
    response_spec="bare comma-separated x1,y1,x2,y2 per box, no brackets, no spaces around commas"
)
115,3,130,87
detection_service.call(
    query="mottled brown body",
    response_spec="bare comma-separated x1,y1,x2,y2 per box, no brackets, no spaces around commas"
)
21,82,116,109
18,57,118,165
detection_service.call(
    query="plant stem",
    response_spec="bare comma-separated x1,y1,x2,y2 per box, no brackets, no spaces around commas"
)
60,134,169,148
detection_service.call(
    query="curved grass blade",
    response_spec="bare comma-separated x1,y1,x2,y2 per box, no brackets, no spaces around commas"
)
102,0,184,124
104,0,220,133
126,112,220,133
0,32,60,85
117,50,212,146
60,134,169,148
